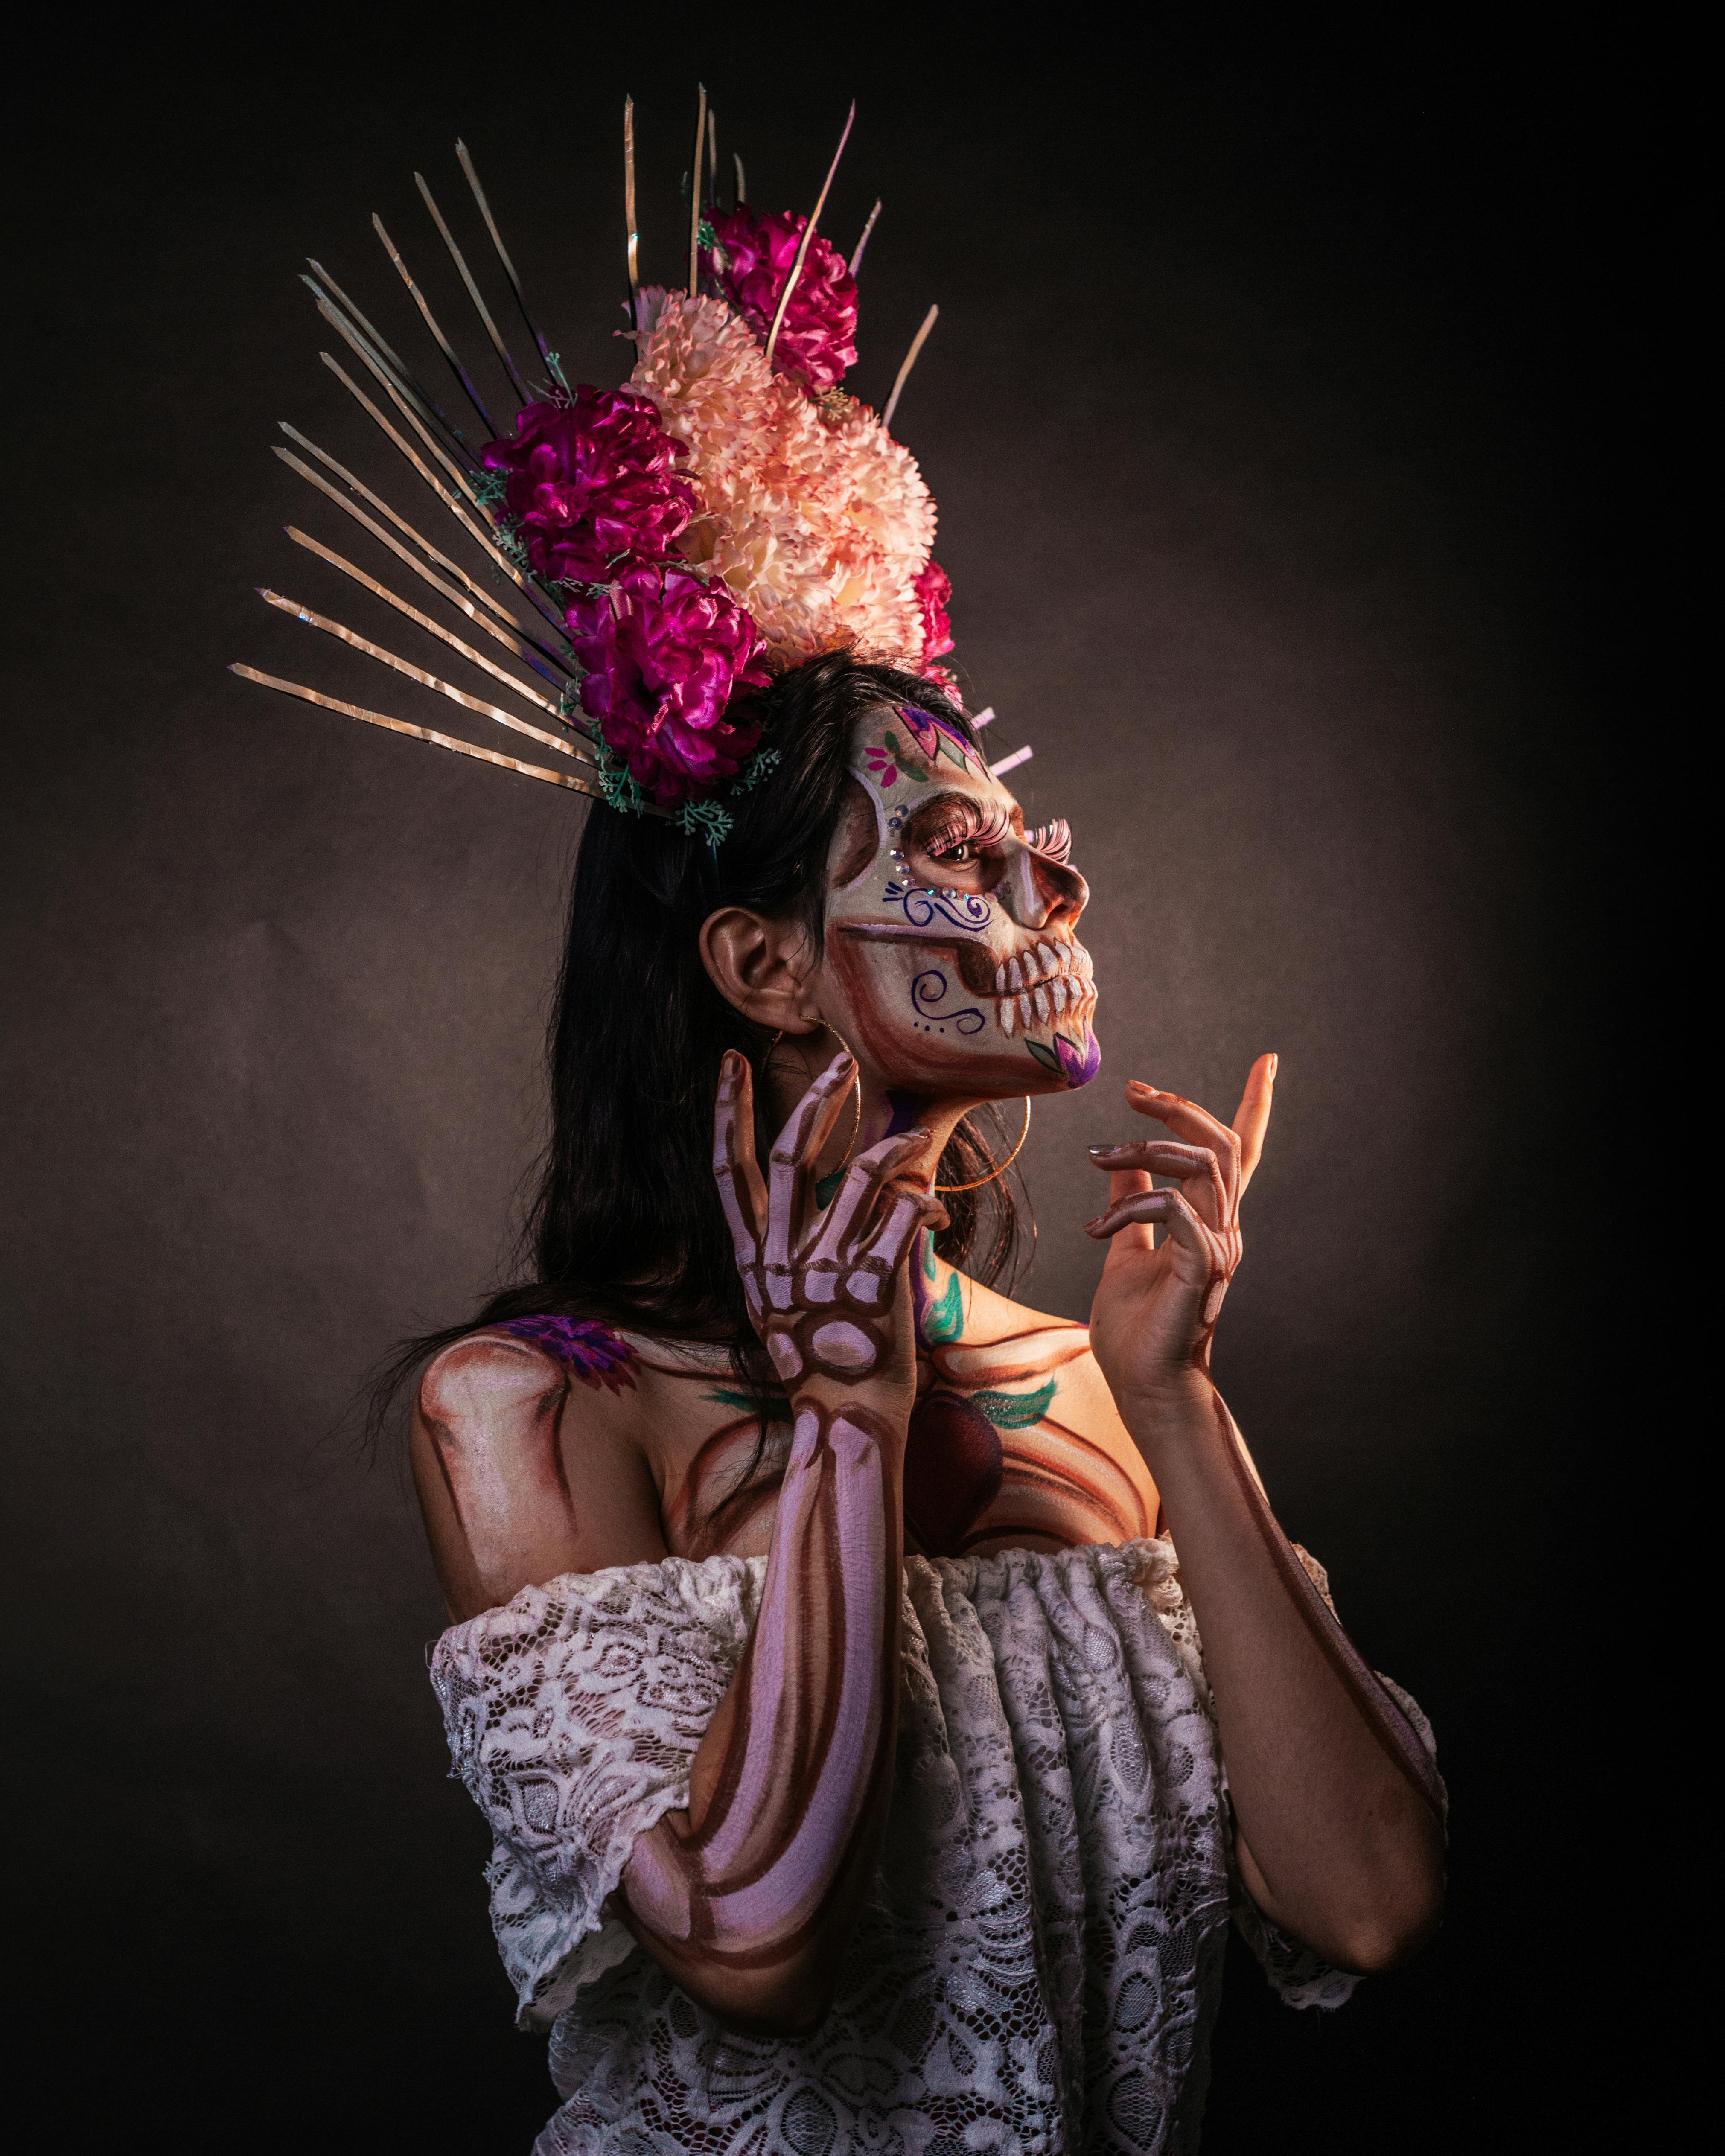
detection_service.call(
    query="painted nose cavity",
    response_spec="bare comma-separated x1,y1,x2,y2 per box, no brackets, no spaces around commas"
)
998,842,1087,932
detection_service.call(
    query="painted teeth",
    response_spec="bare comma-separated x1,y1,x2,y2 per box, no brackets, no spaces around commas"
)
994,961,1005,993
1051,978,1067,1015
1033,985,1050,1024
1018,991,1032,1028
1037,942,1057,977
1007,955,1023,991
999,996,1016,1036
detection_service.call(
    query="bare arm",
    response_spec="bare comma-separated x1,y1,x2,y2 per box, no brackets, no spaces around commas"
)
1085,1060,1445,1973
619,1050,943,2033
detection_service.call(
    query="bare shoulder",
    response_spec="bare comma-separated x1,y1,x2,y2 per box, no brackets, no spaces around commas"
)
412,1323,665,1623
419,1329,572,1431
939,1262,1089,1350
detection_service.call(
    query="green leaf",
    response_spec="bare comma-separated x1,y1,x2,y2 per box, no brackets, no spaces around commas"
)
814,1170,844,1209
1026,1039,1062,1075
923,1268,964,1343
971,1379,1057,1428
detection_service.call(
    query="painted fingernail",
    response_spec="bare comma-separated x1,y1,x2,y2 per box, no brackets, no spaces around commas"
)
1089,1144,1128,1157
1268,1053,1279,1078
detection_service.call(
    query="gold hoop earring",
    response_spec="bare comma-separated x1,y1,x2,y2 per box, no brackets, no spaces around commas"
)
762,1023,863,1173
935,1097,1032,1193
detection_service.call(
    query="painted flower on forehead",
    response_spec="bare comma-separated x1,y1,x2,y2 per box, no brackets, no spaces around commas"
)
567,560,770,806
500,1314,638,1393
481,387,696,585
702,206,859,392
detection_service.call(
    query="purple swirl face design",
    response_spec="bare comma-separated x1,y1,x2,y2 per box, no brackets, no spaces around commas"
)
822,705,1100,1097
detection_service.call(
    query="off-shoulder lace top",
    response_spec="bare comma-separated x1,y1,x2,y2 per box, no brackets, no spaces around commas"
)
431,1538,1438,2156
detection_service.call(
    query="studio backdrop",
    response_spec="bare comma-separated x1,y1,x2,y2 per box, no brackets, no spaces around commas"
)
3,20,1597,2151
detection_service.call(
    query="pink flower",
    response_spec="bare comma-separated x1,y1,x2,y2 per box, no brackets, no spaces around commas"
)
568,562,770,806
702,207,858,392
482,387,696,585
912,560,954,663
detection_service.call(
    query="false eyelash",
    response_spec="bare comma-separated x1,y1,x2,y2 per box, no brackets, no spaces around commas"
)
923,801,1011,859
1027,818,1073,864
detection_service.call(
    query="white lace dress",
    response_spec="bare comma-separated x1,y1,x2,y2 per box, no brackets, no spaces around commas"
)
431,1538,1437,2155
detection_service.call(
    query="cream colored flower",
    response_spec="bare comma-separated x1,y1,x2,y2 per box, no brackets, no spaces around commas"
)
629,292,939,670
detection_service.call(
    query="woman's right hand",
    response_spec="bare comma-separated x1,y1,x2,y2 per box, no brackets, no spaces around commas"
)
713,1047,945,1415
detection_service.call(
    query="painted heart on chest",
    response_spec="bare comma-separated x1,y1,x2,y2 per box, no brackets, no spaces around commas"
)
903,1389,1003,1558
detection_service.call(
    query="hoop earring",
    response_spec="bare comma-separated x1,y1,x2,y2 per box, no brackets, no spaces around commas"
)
935,1097,1032,1193
761,1023,863,1174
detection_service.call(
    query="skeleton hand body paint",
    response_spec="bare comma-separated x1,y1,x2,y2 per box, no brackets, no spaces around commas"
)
619,1048,942,2004
825,706,1101,1104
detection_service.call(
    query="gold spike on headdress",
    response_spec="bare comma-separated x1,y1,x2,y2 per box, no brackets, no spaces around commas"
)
236,105,1023,834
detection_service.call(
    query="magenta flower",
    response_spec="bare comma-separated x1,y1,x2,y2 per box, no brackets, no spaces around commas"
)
499,1315,639,1393
568,562,771,805
912,560,954,664
481,388,696,585
702,206,859,391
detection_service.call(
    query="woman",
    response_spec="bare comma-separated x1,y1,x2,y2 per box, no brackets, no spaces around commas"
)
411,658,1445,2153
242,122,1445,2152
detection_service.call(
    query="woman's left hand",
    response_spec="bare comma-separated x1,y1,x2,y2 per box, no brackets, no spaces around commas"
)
1083,1054,1276,1417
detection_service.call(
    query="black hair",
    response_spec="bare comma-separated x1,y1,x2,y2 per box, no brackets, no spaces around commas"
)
367,649,1026,1442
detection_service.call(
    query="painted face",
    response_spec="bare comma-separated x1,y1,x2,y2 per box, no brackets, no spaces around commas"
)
821,702,1100,1097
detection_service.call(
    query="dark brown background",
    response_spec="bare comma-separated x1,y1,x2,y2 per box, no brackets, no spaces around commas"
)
4,12,1611,2150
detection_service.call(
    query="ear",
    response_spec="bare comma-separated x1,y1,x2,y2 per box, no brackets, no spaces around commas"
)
699,907,818,1031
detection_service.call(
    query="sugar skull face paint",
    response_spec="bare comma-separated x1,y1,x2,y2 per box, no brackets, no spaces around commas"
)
822,704,1099,1097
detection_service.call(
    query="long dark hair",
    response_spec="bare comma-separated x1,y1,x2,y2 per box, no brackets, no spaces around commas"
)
368,650,1026,1437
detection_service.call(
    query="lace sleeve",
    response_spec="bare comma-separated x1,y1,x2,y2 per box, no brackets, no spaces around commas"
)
429,1553,759,2029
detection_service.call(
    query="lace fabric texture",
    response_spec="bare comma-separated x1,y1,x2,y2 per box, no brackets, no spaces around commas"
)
433,1539,1434,2154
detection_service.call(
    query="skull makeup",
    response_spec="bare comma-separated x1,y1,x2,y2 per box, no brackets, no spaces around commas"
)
820,703,1100,1096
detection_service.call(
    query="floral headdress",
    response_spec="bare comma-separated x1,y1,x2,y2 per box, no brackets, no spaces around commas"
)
234,102,1032,844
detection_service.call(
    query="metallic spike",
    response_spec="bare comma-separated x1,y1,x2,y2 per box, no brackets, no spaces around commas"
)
970,705,996,728
707,107,719,205
988,744,1032,778
848,199,882,277
733,151,746,206
231,666,625,803
883,303,939,430
415,169,531,406
688,84,707,300
765,100,855,372
304,261,412,379
317,338,514,568
455,139,563,390
304,271,466,463
283,527,565,723
624,97,640,312
373,212,495,435
274,449,567,690
316,338,571,644
274,428,543,647
259,589,589,764
312,286,477,486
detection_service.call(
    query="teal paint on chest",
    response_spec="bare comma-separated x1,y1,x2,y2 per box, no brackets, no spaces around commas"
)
971,1378,1057,1428
921,1268,964,1343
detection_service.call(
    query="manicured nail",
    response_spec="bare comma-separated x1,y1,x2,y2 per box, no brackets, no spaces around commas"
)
1268,1052,1279,1078
1089,1144,1129,1157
